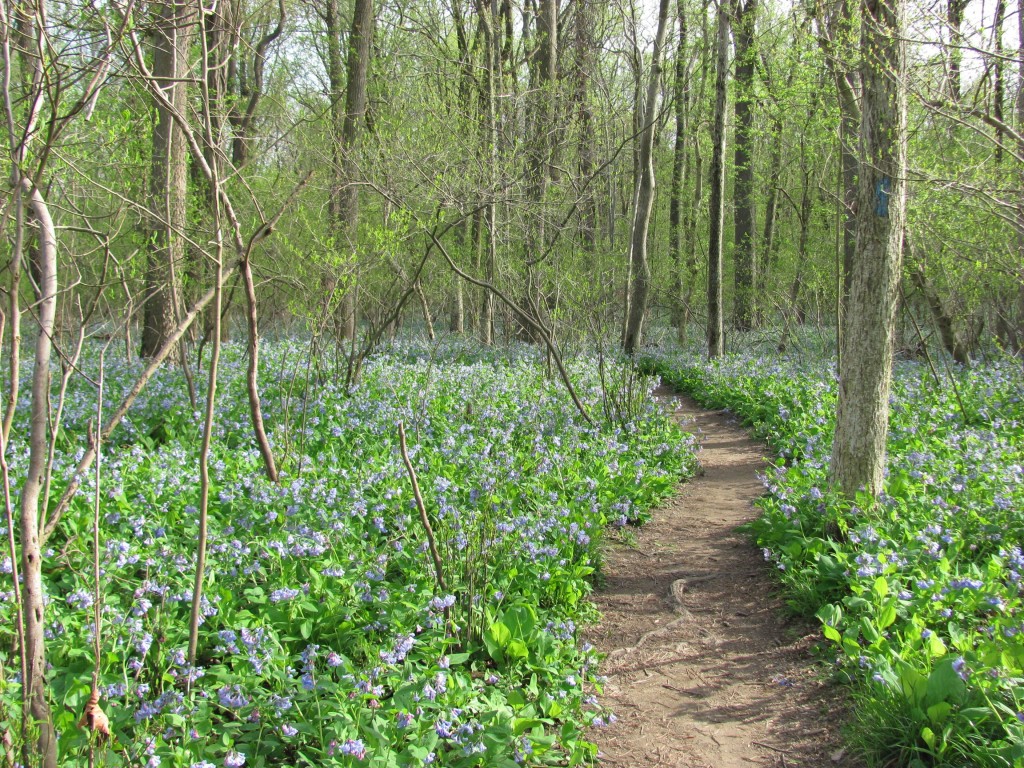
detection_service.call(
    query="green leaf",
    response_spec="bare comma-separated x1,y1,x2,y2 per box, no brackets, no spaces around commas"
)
860,616,881,645
898,663,928,706
484,620,511,661
926,701,952,725
501,605,537,642
816,603,842,627
957,707,992,725
872,576,889,600
507,639,530,660
877,599,898,629
925,658,965,706
926,633,947,658
513,718,544,735
921,726,936,750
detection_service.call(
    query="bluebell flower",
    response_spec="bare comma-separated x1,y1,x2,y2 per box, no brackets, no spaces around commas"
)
269,587,300,603
339,740,366,759
66,589,94,609
217,685,249,709
952,656,968,681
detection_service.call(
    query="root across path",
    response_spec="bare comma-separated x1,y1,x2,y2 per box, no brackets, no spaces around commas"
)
588,394,856,768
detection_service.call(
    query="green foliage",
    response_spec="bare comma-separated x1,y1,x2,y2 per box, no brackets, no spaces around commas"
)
1,339,696,767
645,347,1024,767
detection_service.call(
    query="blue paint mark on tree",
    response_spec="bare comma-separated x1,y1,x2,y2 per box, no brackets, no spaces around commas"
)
875,177,891,217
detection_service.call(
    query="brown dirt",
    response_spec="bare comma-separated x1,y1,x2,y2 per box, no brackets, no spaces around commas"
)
587,393,857,768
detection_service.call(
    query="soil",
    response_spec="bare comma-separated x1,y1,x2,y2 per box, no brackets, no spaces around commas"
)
587,393,858,768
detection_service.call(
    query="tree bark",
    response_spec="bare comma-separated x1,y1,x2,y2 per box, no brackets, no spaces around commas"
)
814,0,861,334
142,0,194,359
18,179,57,768
732,0,758,331
706,0,730,359
519,0,557,342
571,0,598,253
327,0,374,341
669,0,689,342
622,0,671,354
909,261,969,364
479,0,500,345
242,256,279,481
830,0,907,499
993,0,1005,163
946,0,969,102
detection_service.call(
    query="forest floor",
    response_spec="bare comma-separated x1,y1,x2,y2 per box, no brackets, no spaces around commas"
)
587,391,858,768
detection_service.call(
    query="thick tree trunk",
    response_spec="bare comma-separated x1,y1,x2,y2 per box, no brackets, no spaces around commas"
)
142,0,193,359
679,1,711,344
994,0,1006,163
732,0,758,331
706,0,730,359
622,0,671,354
830,0,907,499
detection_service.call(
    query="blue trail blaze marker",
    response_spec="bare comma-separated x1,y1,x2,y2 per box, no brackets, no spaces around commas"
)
875,177,891,218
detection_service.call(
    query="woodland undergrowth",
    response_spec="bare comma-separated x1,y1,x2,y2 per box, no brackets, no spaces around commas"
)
1,338,697,768
645,345,1024,768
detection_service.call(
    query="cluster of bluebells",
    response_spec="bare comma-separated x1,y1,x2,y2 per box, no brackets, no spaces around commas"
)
0,341,698,766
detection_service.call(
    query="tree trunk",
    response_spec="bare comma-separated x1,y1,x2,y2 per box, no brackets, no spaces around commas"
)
732,0,758,331
142,0,194,359
622,0,671,354
909,261,969,364
327,0,373,341
450,275,465,333
830,0,907,499
669,0,689,342
479,0,500,345
19,180,57,768
946,0,968,101
706,0,730,359
519,0,557,342
993,0,1005,163
572,0,598,254
792,160,813,325
814,0,861,336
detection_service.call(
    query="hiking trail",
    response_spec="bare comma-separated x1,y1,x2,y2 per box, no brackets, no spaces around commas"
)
588,392,856,768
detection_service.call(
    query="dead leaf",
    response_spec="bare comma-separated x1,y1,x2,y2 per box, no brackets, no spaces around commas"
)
79,687,111,740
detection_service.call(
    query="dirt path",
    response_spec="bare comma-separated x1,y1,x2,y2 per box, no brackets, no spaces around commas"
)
588,394,855,768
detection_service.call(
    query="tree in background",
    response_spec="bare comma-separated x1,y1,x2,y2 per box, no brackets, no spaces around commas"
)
141,0,194,359
706,0,729,358
731,0,758,331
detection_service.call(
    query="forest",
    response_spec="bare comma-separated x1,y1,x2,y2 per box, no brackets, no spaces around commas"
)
0,0,1023,763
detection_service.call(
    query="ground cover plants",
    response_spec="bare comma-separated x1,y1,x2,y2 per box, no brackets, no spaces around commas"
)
0,339,697,768
645,347,1024,767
